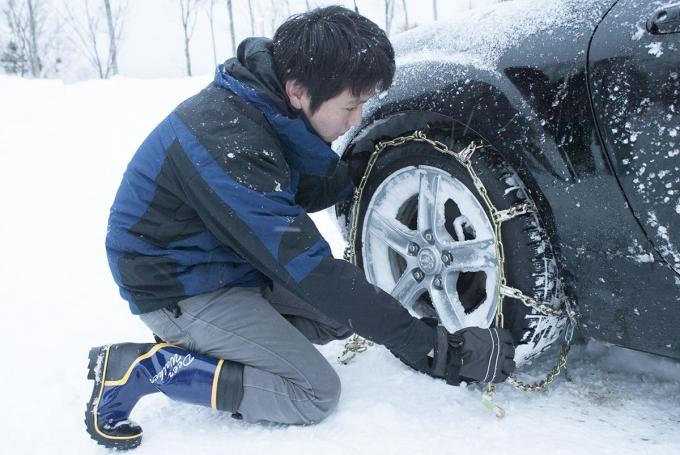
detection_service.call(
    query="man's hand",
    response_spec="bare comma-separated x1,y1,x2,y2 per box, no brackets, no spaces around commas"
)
431,325,516,385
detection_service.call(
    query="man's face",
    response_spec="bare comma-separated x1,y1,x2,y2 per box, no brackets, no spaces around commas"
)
286,81,374,143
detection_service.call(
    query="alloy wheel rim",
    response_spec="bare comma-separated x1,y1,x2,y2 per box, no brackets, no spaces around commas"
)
362,165,500,333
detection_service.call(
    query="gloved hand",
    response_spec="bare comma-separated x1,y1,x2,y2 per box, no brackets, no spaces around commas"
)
431,325,516,385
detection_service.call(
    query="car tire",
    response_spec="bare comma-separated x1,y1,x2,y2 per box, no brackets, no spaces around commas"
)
350,135,566,364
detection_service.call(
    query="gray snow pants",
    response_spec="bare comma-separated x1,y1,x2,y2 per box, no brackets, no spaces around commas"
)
138,283,352,425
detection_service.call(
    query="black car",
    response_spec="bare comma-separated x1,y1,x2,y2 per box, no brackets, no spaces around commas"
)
335,0,680,366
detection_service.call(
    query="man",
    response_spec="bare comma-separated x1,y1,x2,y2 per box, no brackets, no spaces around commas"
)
86,6,515,450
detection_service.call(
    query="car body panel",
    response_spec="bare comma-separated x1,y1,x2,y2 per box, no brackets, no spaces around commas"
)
335,0,680,359
589,0,680,274
587,0,680,355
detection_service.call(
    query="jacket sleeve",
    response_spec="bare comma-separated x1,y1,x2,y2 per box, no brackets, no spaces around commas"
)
294,161,355,213
167,116,434,365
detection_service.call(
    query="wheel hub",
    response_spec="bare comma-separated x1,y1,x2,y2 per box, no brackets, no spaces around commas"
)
417,247,440,275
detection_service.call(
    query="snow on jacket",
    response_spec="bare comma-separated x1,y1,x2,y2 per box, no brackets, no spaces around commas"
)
105,38,434,364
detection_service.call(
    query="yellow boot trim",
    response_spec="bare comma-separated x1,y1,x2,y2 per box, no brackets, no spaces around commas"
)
92,346,143,441
104,343,176,387
211,359,225,410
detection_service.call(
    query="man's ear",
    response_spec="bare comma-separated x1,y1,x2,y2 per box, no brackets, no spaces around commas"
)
285,80,307,110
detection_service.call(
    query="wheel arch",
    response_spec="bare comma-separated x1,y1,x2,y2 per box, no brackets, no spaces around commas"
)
335,64,575,302
337,66,563,245
341,62,574,177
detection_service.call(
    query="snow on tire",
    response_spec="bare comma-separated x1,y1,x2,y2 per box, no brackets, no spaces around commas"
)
352,137,566,364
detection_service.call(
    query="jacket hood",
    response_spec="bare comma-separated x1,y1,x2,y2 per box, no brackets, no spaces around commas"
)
221,37,296,118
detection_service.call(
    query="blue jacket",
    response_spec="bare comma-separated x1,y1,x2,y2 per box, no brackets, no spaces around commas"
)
106,38,433,364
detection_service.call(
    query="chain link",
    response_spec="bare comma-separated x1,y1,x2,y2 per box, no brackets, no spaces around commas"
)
494,203,533,224
339,130,577,392
337,334,374,365
500,285,565,318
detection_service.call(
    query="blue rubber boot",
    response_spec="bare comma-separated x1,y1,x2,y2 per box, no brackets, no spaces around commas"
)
85,343,244,450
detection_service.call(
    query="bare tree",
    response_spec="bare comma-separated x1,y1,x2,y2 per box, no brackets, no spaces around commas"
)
2,0,61,77
63,1,104,78
384,0,394,36
63,0,126,79
1,2,29,75
432,0,437,21
401,0,408,30
304,0,310,11
178,0,201,76
268,0,278,36
1,41,28,75
226,0,235,56
26,0,39,74
250,0,281,36
249,0,265,35
207,0,217,65
3,0,33,76
103,0,125,76
247,0,254,35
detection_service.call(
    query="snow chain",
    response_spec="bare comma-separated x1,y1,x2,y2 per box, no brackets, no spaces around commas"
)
338,131,578,393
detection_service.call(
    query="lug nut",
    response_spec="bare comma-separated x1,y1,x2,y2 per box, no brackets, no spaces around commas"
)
441,252,452,265
423,230,434,244
408,242,420,255
433,275,443,289
413,269,425,282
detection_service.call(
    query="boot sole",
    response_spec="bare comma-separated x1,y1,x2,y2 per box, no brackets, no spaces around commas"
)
84,345,143,450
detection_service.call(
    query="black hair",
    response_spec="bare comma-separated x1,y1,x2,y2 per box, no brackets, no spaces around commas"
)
272,5,395,114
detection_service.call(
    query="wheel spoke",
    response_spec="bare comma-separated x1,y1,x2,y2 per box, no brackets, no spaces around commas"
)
441,238,497,272
390,271,423,313
428,274,468,330
417,171,441,235
368,211,417,257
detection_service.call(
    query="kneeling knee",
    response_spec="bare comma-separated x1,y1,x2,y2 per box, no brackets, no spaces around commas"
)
299,368,341,424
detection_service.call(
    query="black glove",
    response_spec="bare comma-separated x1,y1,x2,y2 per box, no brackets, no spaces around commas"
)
431,325,516,385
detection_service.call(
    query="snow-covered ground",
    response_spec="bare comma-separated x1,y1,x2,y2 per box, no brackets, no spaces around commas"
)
1,76,680,454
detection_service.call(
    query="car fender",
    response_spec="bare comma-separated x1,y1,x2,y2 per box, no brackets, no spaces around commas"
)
338,62,571,245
